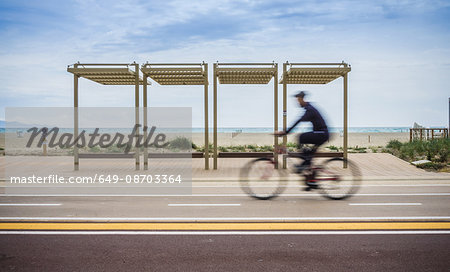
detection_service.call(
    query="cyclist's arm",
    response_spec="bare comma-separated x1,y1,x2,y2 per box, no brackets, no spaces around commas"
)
285,118,301,134
285,110,311,134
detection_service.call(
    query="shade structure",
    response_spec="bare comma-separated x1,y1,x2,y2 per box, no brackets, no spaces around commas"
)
280,62,351,168
280,67,351,84
217,67,275,84
67,66,147,85
141,63,210,170
67,63,142,170
213,63,278,169
141,64,207,86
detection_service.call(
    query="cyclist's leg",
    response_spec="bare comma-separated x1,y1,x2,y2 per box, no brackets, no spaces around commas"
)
297,132,316,168
312,130,329,148
301,131,330,189
296,131,330,168
298,131,318,165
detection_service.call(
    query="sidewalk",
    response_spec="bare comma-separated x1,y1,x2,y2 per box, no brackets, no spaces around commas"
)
193,153,450,181
0,153,449,182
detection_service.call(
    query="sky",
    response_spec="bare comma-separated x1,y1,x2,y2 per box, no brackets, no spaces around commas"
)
0,0,449,129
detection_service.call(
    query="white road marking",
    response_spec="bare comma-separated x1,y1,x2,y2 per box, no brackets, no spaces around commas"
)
1,193,450,197
0,216,449,222
1,230,450,235
0,203,61,206
349,203,422,206
168,203,241,207
192,184,450,188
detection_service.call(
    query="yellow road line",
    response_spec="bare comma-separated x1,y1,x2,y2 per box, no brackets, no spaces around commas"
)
0,222,449,230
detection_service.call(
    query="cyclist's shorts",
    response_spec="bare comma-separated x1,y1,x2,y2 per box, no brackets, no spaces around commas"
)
299,131,329,147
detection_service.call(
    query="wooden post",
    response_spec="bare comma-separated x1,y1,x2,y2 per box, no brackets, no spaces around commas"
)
134,63,140,170
273,63,278,168
213,63,218,170
343,68,348,168
143,74,148,170
282,62,288,169
43,137,47,156
410,129,412,142
204,63,209,170
74,64,79,171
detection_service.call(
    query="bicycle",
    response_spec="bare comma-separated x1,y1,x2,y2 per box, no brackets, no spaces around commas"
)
239,145,361,200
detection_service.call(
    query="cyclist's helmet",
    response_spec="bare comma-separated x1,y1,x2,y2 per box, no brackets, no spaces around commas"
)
294,91,307,98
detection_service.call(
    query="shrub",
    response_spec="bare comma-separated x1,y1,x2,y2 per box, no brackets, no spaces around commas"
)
169,137,192,151
88,146,101,153
386,139,403,150
246,144,257,151
384,138,449,171
327,145,339,151
416,162,446,171
258,145,273,152
399,144,415,161
286,142,299,148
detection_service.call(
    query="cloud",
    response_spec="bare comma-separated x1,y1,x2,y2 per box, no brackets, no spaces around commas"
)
0,0,449,127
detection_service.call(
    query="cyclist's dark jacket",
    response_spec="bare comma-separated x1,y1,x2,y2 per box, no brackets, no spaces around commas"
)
286,102,328,133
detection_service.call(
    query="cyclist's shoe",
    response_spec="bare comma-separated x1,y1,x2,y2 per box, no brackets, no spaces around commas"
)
303,179,319,191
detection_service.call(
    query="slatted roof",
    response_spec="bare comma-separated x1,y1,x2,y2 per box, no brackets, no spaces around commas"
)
141,65,207,85
67,67,147,85
280,67,351,84
216,67,275,84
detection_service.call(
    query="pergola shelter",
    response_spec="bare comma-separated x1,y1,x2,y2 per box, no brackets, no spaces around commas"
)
67,63,148,170
141,63,209,170
213,63,278,169
280,62,351,168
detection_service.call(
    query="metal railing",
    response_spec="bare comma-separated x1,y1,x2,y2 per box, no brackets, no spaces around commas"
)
409,128,449,142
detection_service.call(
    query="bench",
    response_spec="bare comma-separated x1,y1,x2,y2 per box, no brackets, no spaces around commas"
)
147,152,204,158
78,153,135,159
217,152,343,158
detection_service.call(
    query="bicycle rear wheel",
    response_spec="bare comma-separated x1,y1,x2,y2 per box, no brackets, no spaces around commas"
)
239,158,287,200
315,157,361,200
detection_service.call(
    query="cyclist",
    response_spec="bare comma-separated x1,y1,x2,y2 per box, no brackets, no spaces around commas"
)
275,91,329,187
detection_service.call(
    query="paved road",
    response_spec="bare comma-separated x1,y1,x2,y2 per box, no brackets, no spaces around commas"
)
1,234,449,271
0,180,449,219
0,179,449,271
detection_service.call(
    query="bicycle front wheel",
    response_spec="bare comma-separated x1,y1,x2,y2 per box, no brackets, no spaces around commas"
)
315,157,361,200
239,158,287,200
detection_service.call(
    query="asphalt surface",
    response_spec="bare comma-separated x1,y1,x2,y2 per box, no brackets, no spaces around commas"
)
0,179,449,271
0,181,450,219
1,234,449,271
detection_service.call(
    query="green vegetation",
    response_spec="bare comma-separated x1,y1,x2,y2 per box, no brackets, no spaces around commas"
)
385,138,449,171
327,145,339,151
350,146,367,153
168,137,192,151
325,145,367,153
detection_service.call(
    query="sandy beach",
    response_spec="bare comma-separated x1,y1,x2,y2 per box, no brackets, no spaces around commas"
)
0,132,409,153
192,132,409,148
